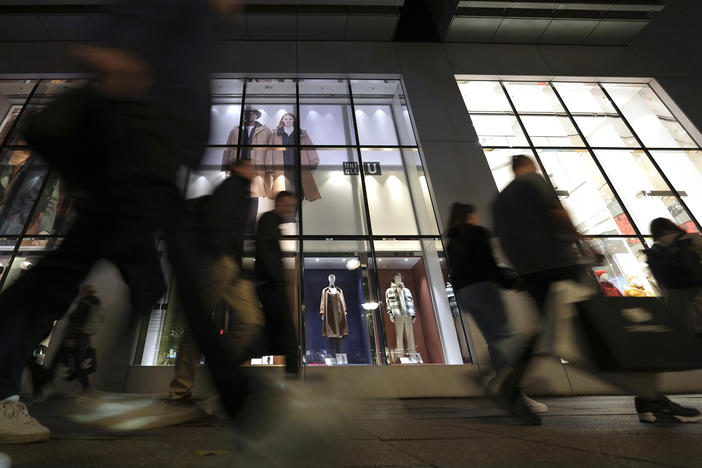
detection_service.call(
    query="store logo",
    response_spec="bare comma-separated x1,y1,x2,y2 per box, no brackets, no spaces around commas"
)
343,162,359,175
363,162,382,175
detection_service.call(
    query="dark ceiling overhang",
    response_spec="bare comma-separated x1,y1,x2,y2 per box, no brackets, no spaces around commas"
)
446,1,666,44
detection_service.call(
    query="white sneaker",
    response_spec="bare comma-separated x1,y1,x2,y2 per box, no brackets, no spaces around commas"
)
522,393,549,414
0,451,11,468
0,400,50,443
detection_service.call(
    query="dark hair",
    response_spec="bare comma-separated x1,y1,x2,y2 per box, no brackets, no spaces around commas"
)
512,154,534,173
447,203,475,230
275,190,295,202
650,217,685,241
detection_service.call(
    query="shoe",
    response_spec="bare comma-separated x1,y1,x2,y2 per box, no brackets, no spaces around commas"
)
0,451,11,468
511,394,542,425
521,391,548,414
0,399,50,443
635,396,701,423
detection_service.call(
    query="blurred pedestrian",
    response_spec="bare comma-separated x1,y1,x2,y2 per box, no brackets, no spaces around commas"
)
0,0,249,444
446,202,547,414
38,285,101,398
168,160,264,404
492,154,700,424
648,217,702,338
256,191,299,378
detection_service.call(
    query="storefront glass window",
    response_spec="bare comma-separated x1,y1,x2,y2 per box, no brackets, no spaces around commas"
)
458,78,702,297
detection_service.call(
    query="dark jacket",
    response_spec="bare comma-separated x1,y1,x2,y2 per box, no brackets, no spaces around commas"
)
187,173,251,266
102,0,213,168
255,211,285,284
493,173,578,274
446,224,500,290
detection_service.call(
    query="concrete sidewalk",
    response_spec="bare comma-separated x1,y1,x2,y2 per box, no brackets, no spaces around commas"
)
2,394,701,467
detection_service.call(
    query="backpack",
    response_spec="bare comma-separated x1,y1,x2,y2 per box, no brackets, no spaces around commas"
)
645,234,702,289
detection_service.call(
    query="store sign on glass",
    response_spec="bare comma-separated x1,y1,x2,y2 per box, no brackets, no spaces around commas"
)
363,162,382,175
343,162,359,175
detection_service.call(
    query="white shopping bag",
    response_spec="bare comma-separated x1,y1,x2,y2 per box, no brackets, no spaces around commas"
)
534,280,598,369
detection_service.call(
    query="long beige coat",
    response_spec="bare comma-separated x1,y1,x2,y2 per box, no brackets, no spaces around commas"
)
222,124,272,198
269,129,321,201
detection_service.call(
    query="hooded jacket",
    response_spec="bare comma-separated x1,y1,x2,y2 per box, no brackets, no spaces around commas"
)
385,282,416,319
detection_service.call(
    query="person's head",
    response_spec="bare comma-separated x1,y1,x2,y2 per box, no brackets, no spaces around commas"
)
394,273,403,284
278,113,296,129
328,274,336,284
512,154,537,176
274,190,296,220
650,217,685,241
243,106,261,124
80,284,96,298
447,203,477,229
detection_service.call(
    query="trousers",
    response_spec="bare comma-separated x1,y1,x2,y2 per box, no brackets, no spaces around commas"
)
394,316,415,354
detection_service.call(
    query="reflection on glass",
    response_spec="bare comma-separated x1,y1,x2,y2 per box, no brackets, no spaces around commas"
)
574,116,638,148
482,148,537,191
538,149,634,235
301,149,367,236
594,150,695,234
552,82,616,114
0,149,50,236
362,149,418,236
602,83,697,148
299,79,355,146
585,237,659,297
520,115,584,147
470,114,529,146
351,80,415,146
403,149,439,235
458,81,511,112
650,150,702,229
0,80,37,145
504,82,565,113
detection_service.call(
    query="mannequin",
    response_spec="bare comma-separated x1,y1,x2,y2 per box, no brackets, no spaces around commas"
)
595,270,623,297
270,112,321,202
446,282,459,317
385,273,416,359
320,273,348,356
221,105,272,232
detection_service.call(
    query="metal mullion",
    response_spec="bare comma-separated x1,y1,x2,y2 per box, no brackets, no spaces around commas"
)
549,82,646,244
294,78,305,371
642,83,702,148
598,83,702,233
497,81,556,192
347,79,387,366
234,80,247,164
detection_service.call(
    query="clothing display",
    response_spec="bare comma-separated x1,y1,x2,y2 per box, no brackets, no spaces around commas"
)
595,270,623,297
385,277,417,356
320,285,348,339
385,281,416,319
221,118,272,198
394,316,416,355
624,275,652,297
270,127,321,201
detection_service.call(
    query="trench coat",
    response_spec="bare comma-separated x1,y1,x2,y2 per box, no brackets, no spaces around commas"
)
269,129,321,201
222,124,272,198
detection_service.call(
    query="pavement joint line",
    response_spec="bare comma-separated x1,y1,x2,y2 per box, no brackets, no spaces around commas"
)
437,422,686,468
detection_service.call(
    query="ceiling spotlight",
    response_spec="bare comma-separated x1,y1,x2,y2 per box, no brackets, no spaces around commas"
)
346,258,361,270
315,258,319,262
404,258,409,262
361,302,380,311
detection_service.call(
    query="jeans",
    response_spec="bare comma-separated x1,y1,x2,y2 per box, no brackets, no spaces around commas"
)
457,281,521,371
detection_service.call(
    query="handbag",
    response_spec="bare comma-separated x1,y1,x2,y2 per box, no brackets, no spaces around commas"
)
575,296,702,372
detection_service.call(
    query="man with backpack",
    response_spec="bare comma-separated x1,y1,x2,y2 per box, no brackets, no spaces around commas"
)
646,217,702,338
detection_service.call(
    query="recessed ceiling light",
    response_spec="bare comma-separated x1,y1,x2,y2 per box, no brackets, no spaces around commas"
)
315,258,319,262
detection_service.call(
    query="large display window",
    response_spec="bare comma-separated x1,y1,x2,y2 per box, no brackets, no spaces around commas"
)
0,76,466,369
457,77,702,296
